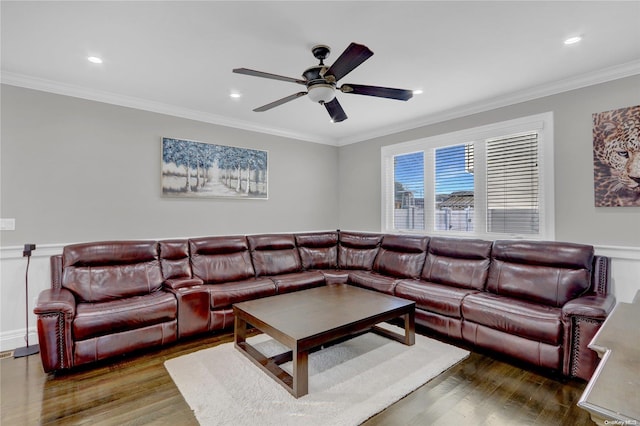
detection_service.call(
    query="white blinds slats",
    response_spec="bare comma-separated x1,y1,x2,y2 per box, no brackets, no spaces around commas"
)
485,132,539,234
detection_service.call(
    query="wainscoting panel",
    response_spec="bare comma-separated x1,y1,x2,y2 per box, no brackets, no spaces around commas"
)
0,244,63,351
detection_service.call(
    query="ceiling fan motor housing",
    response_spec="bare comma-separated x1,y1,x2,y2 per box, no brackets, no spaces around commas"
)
303,65,336,104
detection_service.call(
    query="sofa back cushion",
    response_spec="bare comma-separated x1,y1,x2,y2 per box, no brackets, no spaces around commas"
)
62,241,163,303
338,232,382,270
247,234,302,276
295,232,338,269
487,240,594,307
422,237,492,290
190,236,254,283
159,240,192,279
373,235,429,279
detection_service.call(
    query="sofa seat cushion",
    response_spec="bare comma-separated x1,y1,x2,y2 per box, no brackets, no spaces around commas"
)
319,270,350,285
395,279,477,318
462,293,562,345
73,290,177,341
348,270,398,295
209,278,276,309
271,271,325,294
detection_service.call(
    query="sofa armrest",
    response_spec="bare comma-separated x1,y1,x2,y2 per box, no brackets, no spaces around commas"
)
163,277,204,291
35,288,76,316
562,293,616,380
163,277,208,338
562,294,616,320
34,288,76,373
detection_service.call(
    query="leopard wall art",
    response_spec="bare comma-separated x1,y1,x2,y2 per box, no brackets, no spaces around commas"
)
592,105,640,207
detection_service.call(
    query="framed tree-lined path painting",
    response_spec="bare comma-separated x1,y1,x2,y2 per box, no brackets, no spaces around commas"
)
162,137,268,199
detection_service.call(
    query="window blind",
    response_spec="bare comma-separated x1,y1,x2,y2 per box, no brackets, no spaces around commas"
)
486,132,539,234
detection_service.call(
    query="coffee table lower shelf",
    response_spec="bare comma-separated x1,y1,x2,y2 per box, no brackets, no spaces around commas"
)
235,322,414,398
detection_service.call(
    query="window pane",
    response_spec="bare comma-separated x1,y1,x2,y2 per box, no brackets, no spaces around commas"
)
394,152,424,230
435,144,474,232
486,132,539,234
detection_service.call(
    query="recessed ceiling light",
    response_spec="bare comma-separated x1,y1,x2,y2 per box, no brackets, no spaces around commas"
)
564,36,582,45
87,56,103,64
230,92,242,99
413,89,423,95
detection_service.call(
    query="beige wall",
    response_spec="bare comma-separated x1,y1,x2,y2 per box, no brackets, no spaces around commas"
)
338,75,640,248
0,85,339,246
0,85,340,349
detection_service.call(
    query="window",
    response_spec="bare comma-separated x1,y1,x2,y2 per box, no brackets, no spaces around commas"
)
434,143,474,232
393,152,424,230
381,112,554,240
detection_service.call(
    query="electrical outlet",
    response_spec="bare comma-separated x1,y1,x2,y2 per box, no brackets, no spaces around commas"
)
0,218,16,231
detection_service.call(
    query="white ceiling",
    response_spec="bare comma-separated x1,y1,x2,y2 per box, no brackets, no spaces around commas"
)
2,1,640,146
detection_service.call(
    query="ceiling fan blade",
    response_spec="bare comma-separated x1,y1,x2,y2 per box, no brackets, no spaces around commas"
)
253,92,307,112
324,43,373,82
324,98,348,123
340,84,413,101
233,68,306,85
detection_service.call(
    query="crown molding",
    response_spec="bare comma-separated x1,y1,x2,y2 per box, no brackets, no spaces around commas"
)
3,59,639,148
335,59,640,146
0,71,335,146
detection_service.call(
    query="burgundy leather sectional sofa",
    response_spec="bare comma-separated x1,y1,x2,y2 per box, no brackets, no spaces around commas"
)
35,231,615,381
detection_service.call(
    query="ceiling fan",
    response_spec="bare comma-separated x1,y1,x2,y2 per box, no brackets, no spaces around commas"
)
233,42,413,123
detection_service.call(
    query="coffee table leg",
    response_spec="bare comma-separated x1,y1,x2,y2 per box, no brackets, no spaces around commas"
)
292,348,308,397
404,311,415,345
235,314,247,346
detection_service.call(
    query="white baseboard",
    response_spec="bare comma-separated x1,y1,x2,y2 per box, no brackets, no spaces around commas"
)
0,328,38,352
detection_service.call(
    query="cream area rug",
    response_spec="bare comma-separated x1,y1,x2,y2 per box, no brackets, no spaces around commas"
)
164,324,469,426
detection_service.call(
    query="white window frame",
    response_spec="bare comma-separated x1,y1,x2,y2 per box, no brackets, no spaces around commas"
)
381,112,555,240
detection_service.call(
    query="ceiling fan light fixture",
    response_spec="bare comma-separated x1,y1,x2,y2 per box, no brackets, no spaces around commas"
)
307,83,336,104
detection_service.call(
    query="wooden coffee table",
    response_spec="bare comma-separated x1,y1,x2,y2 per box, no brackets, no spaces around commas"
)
233,284,415,398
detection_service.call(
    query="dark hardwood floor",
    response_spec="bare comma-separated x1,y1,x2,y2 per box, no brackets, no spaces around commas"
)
1,330,595,425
